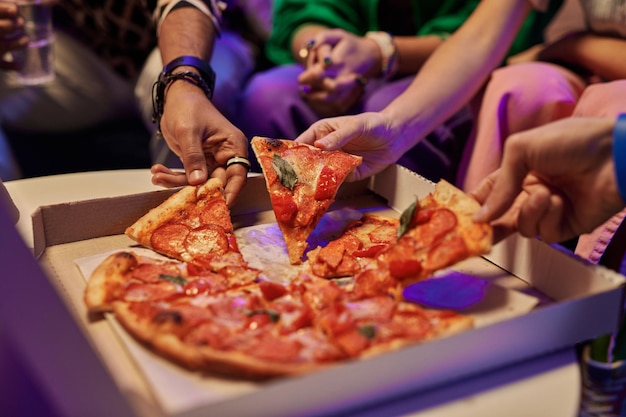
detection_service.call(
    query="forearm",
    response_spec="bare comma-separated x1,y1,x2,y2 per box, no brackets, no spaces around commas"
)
541,34,626,81
158,6,216,64
382,0,532,153
393,35,444,75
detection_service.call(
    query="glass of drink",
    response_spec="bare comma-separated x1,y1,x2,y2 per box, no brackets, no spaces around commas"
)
12,0,55,85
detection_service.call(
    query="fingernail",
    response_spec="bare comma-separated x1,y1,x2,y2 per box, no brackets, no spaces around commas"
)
189,169,204,183
306,39,315,49
324,56,332,66
299,84,311,95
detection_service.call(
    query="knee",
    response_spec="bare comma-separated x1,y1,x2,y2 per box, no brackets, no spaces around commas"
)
486,63,573,101
575,81,626,117
483,63,580,121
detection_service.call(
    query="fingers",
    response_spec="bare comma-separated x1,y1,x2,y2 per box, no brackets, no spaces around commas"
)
472,137,532,223
517,186,567,242
160,127,208,185
0,5,25,61
150,164,188,188
221,165,247,207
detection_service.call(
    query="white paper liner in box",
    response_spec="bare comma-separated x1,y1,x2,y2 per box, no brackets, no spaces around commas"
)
75,221,539,416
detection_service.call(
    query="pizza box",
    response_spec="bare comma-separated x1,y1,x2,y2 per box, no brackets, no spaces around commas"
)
7,164,626,417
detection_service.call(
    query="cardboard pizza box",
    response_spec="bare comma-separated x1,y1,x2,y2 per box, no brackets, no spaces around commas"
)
19,165,626,417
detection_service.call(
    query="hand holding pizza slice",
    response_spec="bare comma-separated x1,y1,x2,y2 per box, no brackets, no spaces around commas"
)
377,180,493,286
251,137,362,265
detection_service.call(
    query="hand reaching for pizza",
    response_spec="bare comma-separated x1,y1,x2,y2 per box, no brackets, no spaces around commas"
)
471,117,622,244
151,81,250,206
296,111,408,181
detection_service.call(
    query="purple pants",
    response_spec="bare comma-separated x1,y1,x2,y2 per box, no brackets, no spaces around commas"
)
235,64,471,182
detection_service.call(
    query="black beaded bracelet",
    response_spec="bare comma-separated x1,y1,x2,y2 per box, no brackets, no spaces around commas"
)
151,56,217,131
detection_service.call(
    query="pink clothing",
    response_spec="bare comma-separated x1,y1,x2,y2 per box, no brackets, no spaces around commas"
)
457,0,626,267
457,62,586,191
569,82,626,264
459,72,626,265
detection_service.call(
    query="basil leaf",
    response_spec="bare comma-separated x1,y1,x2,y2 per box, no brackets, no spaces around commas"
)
159,274,187,286
245,309,280,322
398,199,418,238
358,324,376,340
272,153,298,190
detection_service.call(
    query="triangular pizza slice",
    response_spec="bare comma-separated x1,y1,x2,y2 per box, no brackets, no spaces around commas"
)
125,178,244,268
377,179,493,285
251,136,362,265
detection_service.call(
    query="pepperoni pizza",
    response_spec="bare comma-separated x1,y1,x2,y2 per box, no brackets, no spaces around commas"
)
84,175,492,379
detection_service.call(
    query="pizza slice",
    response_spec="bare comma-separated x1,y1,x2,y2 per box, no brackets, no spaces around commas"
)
125,178,245,269
307,213,399,279
376,180,493,285
251,136,362,265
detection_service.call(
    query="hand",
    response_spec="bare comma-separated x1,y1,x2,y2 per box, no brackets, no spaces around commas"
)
298,29,380,117
153,81,249,206
296,112,406,182
471,117,624,243
0,3,27,71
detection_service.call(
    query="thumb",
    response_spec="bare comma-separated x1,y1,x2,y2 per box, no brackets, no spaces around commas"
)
180,143,209,185
314,129,351,151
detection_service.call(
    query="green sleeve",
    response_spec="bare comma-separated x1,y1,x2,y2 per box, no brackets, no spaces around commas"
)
419,0,563,59
415,1,480,38
510,0,564,58
266,0,376,65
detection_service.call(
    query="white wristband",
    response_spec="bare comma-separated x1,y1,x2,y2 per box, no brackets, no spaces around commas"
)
365,31,398,79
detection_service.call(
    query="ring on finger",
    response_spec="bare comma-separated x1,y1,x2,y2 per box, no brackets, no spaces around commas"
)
226,156,251,170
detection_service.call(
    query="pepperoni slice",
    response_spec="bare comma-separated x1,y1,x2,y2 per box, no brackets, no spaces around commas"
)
130,263,185,283
368,224,397,244
198,198,233,233
151,223,190,256
423,235,468,271
411,208,457,248
124,281,181,302
184,224,229,256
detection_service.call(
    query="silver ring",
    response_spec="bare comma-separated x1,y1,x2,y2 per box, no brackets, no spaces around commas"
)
226,156,251,170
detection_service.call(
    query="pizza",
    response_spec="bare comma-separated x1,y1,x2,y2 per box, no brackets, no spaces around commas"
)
306,213,399,279
124,178,249,273
84,250,473,378
83,176,492,380
250,136,362,265
376,180,493,286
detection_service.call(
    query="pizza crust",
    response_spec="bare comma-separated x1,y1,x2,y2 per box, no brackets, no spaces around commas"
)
84,251,138,313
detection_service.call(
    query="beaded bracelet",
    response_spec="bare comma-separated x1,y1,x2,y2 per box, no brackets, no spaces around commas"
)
613,113,626,202
151,56,216,132
365,31,398,79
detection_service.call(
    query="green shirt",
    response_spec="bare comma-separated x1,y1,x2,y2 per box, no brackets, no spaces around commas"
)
267,0,561,66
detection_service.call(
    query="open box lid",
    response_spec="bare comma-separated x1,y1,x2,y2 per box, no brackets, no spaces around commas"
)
11,165,626,417
0,197,136,416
